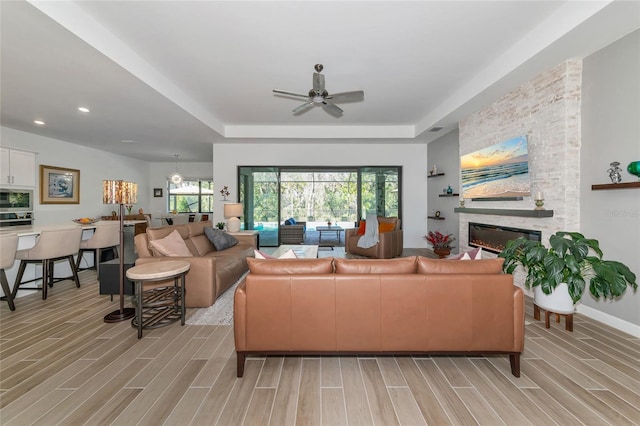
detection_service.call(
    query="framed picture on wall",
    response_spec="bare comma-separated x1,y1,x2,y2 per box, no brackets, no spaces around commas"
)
40,165,80,204
153,188,163,197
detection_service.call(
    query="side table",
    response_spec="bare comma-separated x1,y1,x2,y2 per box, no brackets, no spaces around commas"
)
126,260,190,338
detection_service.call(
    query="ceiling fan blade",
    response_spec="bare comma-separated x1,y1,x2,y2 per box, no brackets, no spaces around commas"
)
313,72,325,93
273,89,309,99
292,101,314,114
326,90,364,101
322,101,343,116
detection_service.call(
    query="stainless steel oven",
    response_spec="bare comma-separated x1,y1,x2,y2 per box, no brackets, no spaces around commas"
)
0,188,34,226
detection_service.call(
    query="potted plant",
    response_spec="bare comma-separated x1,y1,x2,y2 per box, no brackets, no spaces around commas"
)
425,231,455,258
216,222,225,230
499,231,637,312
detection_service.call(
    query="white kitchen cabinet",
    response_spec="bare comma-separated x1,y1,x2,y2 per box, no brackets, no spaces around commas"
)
0,147,36,187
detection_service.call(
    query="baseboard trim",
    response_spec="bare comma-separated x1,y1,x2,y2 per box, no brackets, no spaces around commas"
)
576,304,640,337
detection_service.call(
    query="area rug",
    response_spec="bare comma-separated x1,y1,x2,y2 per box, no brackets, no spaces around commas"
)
186,272,248,325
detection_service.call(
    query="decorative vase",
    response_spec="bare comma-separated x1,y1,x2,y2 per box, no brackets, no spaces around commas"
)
628,161,640,180
534,283,576,314
434,248,450,259
446,185,453,195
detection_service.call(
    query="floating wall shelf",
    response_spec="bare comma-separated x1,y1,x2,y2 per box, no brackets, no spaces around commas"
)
454,208,554,218
427,173,445,178
427,216,445,220
439,193,459,197
591,182,640,190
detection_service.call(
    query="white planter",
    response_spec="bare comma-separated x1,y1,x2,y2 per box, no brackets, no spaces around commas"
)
534,283,577,314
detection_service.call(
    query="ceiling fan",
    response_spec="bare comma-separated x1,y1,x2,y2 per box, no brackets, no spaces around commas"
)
273,64,364,117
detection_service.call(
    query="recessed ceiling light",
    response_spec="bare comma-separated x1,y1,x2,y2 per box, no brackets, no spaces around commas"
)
33,120,45,126
121,139,137,143
78,107,90,113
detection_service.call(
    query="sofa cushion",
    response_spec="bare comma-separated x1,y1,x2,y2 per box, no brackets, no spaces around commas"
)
248,257,334,274
417,257,504,274
190,234,215,256
334,257,417,274
204,227,238,251
149,230,193,257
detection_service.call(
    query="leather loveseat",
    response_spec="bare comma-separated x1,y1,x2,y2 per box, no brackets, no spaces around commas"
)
134,221,254,307
234,256,524,377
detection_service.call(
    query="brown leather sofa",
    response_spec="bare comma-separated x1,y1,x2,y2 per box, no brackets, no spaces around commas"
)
234,256,524,377
134,221,254,307
344,217,403,258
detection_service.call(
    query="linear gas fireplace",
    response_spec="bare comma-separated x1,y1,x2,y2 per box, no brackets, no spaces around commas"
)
469,222,541,254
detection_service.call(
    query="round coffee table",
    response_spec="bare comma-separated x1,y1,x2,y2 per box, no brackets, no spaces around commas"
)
126,260,190,338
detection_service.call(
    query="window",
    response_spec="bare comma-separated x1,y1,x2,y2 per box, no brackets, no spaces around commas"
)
168,179,213,213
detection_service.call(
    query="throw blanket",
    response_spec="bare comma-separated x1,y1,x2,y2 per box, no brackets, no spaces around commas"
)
357,214,379,249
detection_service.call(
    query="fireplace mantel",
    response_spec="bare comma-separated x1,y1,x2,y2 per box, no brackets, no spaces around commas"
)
454,208,554,218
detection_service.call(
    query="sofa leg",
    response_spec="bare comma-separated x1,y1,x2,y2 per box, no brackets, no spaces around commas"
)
237,352,246,377
509,353,520,377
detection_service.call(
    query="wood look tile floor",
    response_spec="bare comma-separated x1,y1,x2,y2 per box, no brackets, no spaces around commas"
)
1,268,639,425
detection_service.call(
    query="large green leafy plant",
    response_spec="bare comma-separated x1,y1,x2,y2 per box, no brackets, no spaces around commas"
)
498,231,637,303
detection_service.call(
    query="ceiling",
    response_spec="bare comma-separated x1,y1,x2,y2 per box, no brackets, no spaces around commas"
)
1,1,639,162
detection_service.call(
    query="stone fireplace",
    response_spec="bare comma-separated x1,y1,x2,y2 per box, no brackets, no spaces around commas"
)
468,222,541,254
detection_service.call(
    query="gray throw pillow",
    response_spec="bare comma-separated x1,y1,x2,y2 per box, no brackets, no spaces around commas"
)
204,227,239,251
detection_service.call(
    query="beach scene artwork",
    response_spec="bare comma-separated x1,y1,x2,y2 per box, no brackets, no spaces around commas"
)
461,135,531,199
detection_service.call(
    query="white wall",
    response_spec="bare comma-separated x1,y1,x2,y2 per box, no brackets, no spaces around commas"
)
427,129,460,252
212,142,430,248
1,126,150,225
581,29,639,329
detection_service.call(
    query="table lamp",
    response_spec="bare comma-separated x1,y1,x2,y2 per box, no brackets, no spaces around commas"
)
102,180,137,323
224,203,243,233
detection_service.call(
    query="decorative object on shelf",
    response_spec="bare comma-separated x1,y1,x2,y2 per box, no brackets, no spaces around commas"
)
434,210,441,218
432,165,437,175
446,185,453,195
216,222,225,230
169,154,183,186
534,192,545,210
39,164,80,204
219,185,230,201
628,160,640,180
102,179,138,323
224,203,243,232
498,231,637,313
424,230,455,258
607,161,623,183
459,197,465,207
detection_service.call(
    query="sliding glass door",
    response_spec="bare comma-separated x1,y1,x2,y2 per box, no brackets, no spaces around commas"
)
239,166,401,246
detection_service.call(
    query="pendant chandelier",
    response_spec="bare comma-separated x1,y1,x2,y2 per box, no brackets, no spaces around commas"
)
169,154,183,185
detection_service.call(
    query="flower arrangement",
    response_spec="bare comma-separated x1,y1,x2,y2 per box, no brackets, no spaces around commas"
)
220,186,230,201
425,231,455,249
125,204,133,215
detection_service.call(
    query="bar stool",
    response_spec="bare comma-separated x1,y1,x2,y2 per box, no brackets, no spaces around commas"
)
0,233,19,311
76,221,120,276
12,227,83,300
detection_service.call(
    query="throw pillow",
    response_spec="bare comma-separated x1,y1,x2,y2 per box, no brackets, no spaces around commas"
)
254,249,298,259
448,247,483,260
378,222,395,233
204,227,239,251
149,230,193,257
357,221,366,235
